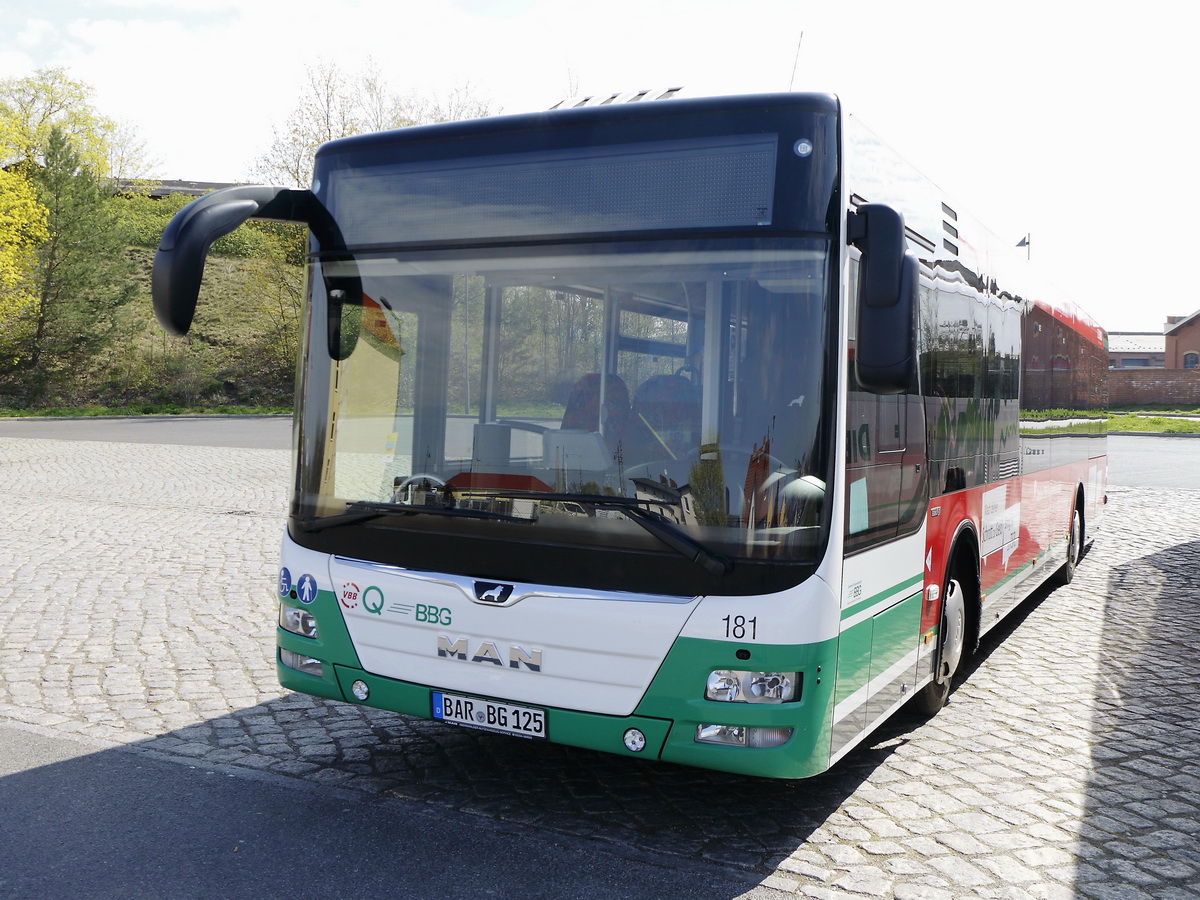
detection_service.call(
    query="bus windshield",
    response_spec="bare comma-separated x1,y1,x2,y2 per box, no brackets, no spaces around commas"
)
297,239,833,577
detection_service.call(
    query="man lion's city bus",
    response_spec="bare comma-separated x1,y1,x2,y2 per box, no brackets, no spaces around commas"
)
153,93,1106,779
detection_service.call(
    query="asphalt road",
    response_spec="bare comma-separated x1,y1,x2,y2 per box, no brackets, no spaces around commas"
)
0,721,780,900
1105,433,1200,488
0,414,293,450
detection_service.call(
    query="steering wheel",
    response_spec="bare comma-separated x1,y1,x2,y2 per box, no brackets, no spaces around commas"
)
393,473,447,503
395,473,446,490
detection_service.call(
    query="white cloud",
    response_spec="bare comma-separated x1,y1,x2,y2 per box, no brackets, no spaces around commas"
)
15,18,60,51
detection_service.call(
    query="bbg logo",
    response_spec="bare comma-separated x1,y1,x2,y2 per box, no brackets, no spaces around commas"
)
415,604,452,626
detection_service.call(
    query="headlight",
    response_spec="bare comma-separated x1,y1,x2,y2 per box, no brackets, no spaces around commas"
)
279,604,318,638
695,724,794,748
279,648,323,676
705,670,799,703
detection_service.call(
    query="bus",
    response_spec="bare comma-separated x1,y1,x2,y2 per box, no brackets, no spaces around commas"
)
152,93,1107,779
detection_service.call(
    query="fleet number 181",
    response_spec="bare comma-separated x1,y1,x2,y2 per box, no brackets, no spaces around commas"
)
722,615,758,640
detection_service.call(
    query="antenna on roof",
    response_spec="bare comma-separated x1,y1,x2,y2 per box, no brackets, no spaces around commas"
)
789,31,804,91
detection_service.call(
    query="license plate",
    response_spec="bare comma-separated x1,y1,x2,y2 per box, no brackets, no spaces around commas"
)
431,691,546,740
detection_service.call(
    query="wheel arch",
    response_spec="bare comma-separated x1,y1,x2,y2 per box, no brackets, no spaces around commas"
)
946,519,982,654
1074,482,1087,551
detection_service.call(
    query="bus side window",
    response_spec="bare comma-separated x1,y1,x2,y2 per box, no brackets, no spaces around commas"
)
845,257,926,550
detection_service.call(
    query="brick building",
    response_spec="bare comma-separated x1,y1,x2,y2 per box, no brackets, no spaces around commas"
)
1108,311,1200,369
1164,311,1200,369
1108,311,1200,405
1108,332,1165,369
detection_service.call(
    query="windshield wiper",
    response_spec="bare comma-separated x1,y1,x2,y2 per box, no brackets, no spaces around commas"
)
604,501,733,577
457,490,733,577
302,493,731,577
299,499,534,533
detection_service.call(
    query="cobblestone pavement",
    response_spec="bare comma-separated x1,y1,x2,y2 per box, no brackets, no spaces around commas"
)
2,435,1198,899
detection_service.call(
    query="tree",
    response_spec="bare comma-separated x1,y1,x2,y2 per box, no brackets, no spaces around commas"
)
0,168,45,288
1,67,152,182
0,69,156,403
404,81,494,127
1,68,124,177
252,60,496,188
0,173,49,365
0,109,49,370
2,127,136,398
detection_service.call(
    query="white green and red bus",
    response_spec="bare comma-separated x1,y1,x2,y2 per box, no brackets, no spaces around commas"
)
153,93,1106,779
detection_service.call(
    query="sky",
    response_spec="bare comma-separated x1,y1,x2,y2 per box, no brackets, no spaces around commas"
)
3,0,1196,334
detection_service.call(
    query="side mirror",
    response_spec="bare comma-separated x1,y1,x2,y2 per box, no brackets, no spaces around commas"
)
847,204,919,394
326,283,362,361
152,184,362,360
152,186,312,336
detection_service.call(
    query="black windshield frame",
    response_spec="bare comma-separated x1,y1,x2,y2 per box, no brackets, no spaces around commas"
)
290,237,840,597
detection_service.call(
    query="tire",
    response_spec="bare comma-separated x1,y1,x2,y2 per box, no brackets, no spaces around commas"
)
911,575,967,716
1053,503,1082,586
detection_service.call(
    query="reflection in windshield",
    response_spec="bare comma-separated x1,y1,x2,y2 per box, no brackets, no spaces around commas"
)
303,244,832,564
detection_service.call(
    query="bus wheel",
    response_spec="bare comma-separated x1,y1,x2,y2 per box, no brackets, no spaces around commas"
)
912,576,966,716
1053,503,1082,586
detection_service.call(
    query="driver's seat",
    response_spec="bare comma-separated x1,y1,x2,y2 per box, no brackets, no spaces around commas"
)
632,373,701,458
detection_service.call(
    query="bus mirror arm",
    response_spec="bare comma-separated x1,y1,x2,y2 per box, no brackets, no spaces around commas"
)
847,204,919,394
152,186,316,336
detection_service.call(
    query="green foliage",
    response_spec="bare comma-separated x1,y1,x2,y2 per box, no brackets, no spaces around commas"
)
1108,413,1200,434
0,403,290,418
0,107,50,367
0,170,48,356
115,191,282,258
0,68,159,405
114,191,188,248
689,448,729,526
1,67,117,176
73,247,303,412
0,63,494,415
1020,408,1099,420
0,128,138,403
1109,403,1200,415
2,185,306,410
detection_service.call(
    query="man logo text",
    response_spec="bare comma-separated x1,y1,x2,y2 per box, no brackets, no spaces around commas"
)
436,635,543,672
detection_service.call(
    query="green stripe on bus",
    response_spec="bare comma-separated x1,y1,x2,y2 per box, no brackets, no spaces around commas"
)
983,555,1036,597
840,572,923,621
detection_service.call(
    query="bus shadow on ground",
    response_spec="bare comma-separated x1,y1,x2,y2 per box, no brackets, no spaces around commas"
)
0,724,767,900
95,670,923,877
269,580,1087,874
1077,538,1200,893
928,536,1200,895
131,694,909,873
